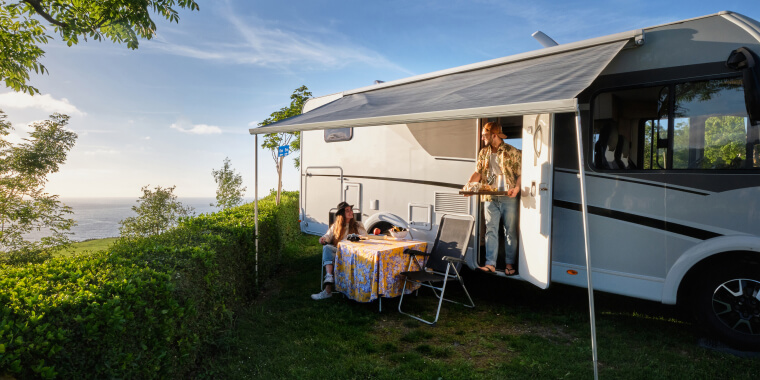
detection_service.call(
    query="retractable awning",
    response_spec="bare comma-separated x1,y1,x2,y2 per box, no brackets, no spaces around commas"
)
250,31,639,380
250,37,632,134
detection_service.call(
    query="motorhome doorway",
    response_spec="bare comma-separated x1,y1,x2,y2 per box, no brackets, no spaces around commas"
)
476,117,524,273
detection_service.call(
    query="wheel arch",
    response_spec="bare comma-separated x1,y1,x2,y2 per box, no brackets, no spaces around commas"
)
363,212,409,233
663,235,760,305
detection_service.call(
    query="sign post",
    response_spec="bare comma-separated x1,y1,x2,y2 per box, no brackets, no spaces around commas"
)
278,145,289,157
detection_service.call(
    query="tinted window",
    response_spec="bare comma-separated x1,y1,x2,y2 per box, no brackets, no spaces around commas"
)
324,128,353,142
592,77,759,170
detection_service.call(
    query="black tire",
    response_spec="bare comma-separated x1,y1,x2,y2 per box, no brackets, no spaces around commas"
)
692,263,760,350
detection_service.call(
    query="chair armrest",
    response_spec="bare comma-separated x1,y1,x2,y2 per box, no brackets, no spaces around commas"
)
442,256,465,263
404,249,430,256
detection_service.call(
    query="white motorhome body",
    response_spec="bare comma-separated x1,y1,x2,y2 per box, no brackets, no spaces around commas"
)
252,12,760,349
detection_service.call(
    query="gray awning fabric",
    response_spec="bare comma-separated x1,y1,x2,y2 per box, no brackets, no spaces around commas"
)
251,40,628,134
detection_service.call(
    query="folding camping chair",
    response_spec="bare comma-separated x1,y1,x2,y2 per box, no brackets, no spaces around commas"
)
398,214,475,325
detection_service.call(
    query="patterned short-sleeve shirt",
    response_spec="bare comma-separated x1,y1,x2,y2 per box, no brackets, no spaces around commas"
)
476,142,521,202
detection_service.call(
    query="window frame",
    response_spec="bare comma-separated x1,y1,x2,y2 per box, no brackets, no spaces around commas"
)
588,73,758,172
324,127,353,143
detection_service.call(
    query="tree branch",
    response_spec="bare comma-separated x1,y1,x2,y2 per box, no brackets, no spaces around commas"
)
270,149,277,165
22,0,68,28
95,17,110,29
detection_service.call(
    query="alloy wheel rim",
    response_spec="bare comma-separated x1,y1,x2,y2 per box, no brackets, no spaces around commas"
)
712,278,760,336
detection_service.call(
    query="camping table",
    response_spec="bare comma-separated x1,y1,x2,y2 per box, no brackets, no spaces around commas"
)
335,237,428,311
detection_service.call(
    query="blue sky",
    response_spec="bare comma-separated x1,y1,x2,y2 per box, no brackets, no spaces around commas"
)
1,0,759,198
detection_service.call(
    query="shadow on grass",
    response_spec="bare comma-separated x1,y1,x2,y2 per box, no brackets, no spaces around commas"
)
199,234,760,379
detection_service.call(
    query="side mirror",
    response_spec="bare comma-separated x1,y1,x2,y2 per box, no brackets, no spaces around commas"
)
726,47,760,126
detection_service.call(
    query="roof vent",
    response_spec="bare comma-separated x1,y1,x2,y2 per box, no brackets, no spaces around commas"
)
532,31,559,48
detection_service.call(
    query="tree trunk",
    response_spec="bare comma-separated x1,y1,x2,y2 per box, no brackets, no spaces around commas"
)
276,156,284,205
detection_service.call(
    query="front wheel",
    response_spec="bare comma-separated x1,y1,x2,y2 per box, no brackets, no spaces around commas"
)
693,264,760,350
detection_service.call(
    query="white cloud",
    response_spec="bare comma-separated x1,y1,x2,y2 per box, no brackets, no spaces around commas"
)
147,7,412,75
0,92,86,116
83,149,120,155
52,168,114,178
76,129,117,134
143,136,151,140
170,122,222,135
4,119,52,144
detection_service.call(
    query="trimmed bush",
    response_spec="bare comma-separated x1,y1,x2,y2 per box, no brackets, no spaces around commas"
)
0,191,299,379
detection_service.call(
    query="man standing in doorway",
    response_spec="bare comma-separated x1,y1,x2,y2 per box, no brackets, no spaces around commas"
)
467,121,521,275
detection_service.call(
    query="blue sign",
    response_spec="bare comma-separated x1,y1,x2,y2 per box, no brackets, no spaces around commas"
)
278,145,290,157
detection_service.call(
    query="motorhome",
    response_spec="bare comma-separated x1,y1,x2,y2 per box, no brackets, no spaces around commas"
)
251,11,760,350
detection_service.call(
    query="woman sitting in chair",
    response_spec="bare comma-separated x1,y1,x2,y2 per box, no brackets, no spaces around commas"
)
311,201,368,300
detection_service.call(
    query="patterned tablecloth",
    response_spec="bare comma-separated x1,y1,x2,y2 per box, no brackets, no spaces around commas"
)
335,238,428,303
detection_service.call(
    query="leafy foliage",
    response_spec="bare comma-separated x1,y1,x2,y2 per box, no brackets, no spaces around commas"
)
669,117,748,169
258,85,311,203
211,156,246,210
0,191,300,379
0,111,76,265
0,0,200,94
704,116,747,168
0,3,50,94
119,185,194,237
641,78,752,170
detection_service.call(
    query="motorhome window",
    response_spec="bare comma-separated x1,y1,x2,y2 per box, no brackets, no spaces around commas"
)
407,119,477,159
592,77,759,170
324,128,353,142
672,80,752,169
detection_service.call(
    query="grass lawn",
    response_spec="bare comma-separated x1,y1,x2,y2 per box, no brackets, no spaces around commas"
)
200,233,760,379
60,237,119,256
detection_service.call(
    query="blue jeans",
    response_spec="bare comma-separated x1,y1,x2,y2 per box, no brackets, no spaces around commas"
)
322,244,337,266
484,196,519,267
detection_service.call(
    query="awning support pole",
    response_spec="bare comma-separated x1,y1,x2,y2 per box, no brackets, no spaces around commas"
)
575,104,598,380
254,134,260,289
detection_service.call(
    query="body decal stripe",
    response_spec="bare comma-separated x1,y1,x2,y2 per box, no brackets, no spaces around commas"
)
553,199,722,240
554,168,711,196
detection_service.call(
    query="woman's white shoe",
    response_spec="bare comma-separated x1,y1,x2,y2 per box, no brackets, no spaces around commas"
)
310,289,332,300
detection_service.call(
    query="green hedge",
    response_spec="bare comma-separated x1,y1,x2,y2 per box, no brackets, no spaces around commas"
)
0,191,301,379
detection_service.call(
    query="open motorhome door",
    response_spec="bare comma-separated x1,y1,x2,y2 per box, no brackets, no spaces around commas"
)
518,114,553,289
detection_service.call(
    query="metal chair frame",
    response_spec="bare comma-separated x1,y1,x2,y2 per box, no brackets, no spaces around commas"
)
320,263,329,290
398,214,475,325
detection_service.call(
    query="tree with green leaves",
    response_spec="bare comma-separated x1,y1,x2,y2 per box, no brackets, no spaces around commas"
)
119,185,194,237
0,110,77,264
704,115,747,168
1,0,200,94
211,156,246,209
258,85,311,205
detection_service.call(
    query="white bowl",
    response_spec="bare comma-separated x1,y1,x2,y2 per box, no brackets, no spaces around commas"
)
389,230,408,239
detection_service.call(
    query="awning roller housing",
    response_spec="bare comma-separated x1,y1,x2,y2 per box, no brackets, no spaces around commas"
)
250,39,629,134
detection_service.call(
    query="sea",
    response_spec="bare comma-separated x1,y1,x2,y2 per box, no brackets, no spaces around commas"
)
23,197,251,242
